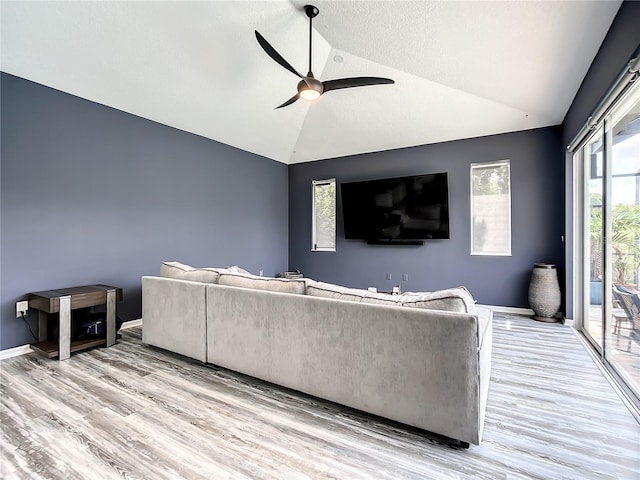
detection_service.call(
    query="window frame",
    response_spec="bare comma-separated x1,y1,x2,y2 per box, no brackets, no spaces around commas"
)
311,178,336,252
470,159,512,256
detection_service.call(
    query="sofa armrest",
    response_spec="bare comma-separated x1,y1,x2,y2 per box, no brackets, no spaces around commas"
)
476,306,493,351
142,276,207,362
475,306,493,442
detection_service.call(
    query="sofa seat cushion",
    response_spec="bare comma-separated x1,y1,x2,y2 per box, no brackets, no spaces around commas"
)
219,272,306,295
400,286,476,313
160,261,227,284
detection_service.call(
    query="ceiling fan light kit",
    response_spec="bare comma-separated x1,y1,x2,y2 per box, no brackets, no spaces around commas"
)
298,75,323,100
255,4,394,109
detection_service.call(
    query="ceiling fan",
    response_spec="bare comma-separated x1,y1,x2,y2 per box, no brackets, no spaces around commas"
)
255,4,395,109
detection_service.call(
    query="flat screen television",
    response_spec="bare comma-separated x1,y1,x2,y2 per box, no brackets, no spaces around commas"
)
340,172,450,244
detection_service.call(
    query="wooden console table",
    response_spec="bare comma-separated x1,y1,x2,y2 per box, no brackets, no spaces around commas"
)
29,284,123,360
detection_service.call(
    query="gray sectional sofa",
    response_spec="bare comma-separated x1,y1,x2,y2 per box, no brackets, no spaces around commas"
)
142,261,493,446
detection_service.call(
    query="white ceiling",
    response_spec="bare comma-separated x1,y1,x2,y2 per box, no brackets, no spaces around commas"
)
1,1,621,164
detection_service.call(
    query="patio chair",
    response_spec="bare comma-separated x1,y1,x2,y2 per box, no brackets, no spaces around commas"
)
612,286,640,350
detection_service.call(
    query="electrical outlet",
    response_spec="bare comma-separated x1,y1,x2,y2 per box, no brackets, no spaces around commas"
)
386,273,392,280
259,269,264,277
16,301,28,318
402,273,409,282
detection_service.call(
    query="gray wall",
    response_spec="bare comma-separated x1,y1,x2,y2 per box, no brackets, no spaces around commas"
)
562,0,640,318
562,1,640,148
3,1,638,349
289,127,564,308
1,73,289,350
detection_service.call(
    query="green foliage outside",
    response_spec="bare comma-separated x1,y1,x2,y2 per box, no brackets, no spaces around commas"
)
314,182,336,249
590,202,640,286
472,165,510,196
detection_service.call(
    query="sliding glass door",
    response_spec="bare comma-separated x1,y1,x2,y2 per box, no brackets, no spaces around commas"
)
585,130,605,350
606,87,640,394
577,80,640,404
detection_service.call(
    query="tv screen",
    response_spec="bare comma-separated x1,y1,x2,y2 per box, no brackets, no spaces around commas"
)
340,172,450,242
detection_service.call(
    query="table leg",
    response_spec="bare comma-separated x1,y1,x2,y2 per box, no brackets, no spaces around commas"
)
106,289,116,347
59,296,71,361
38,311,48,342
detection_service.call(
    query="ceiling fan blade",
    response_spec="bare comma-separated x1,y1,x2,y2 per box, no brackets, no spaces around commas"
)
322,77,395,93
255,30,304,79
275,94,300,109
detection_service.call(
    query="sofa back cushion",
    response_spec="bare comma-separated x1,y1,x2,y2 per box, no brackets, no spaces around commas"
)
400,286,476,313
219,273,306,295
305,281,475,312
361,291,403,306
305,280,369,302
160,261,226,284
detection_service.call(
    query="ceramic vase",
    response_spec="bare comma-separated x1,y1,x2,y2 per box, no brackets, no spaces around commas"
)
528,263,561,322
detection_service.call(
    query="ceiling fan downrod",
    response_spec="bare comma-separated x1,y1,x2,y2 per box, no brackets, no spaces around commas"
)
305,5,319,76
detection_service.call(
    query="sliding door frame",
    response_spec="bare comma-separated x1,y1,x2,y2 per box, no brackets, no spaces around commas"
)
572,80,640,413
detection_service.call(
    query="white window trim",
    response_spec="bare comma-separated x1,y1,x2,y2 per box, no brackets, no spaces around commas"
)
311,178,336,252
470,159,512,256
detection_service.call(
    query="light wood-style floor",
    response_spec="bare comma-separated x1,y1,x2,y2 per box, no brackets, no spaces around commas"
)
1,312,639,479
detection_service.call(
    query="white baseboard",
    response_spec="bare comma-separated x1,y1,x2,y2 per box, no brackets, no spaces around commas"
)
477,304,534,315
0,319,144,360
0,344,33,360
480,304,573,326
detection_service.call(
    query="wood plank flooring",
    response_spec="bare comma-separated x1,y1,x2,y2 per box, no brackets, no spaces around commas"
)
1,312,639,479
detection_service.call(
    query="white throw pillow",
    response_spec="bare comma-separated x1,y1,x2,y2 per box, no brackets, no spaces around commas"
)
227,265,252,275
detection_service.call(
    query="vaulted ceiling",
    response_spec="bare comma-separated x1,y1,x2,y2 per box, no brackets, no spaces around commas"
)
1,1,621,164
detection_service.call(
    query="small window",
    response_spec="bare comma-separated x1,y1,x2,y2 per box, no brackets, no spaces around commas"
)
312,179,336,251
470,160,512,255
